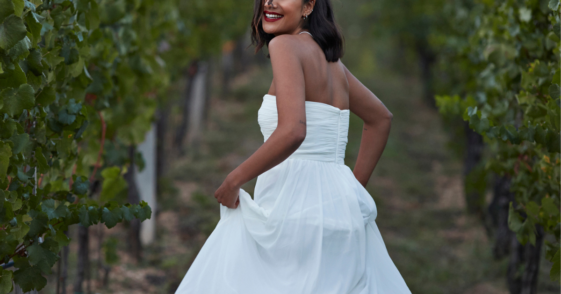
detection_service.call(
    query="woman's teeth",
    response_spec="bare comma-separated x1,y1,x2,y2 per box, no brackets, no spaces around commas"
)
266,14,283,19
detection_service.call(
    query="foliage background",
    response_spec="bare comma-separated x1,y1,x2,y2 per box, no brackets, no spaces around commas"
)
0,0,559,293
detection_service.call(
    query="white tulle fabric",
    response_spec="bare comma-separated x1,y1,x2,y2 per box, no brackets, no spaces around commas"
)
175,94,412,294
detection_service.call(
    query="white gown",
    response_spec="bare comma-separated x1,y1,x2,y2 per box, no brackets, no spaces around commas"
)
175,94,412,294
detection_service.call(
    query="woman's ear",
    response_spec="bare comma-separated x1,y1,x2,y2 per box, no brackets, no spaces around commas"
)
303,0,315,16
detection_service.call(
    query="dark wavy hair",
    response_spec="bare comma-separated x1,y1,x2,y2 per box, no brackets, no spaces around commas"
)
251,0,344,62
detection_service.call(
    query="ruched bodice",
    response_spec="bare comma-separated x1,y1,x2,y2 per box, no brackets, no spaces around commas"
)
258,94,350,165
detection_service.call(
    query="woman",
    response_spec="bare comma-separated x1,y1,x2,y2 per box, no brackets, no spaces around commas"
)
175,0,412,293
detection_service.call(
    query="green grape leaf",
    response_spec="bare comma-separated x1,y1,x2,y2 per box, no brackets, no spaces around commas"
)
36,86,56,106
546,129,560,153
516,92,536,105
9,132,29,154
72,176,89,195
25,13,42,46
60,46,79,65
500,125,520,143
542,197,559,217
1,84,34,116
534,63,550,77
535,126,547,145
42,47,64,68
467,106,478,117
549,84,560,99
0,141,11,179
11,197,22,211
57,109,76,125
127,203,139,217
55,137,72,157
9,216,17,227
78,205,91,227
12,0,23,17
100,167,127,202
35,147,49,173
508,202,524,232
27,243,59,274
26,49,43,75
67,99,82,114
51,5,73,30
0,14,27,50
54,229,70,247
0,62,26,90
26,70,41,91
13,265,47,292
0,269,13,294
47,118,62,133
41,199,58,220
7,36,31,60
10,221,29,240
554,23,561,39
53,203,69,219
135,200,152,222
16,168,28,182
470,115,490,133
485,126,499,139
69,56,84,77
525,201,540,218
101,207,122,228
88,206,100,225
100,0,126,25
0,200,14,223
549,0,560,10
121,205,134,221
549,108,560,132
27,212,47,237
76,0,89,11
75,120,88,139
525,104,547,118
85,1,100,30
0,0,15,24
519,7,532,22
554,67,561,83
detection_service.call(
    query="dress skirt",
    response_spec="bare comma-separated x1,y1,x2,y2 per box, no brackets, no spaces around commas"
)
174,158,412,294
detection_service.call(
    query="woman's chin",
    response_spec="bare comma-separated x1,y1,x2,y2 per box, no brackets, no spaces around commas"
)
262,26,277,35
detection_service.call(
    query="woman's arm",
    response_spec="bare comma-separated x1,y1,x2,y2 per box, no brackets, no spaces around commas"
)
214,35,307,208
343,63,393,187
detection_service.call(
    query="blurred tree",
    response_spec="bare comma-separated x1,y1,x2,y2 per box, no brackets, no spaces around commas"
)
363,0,446,108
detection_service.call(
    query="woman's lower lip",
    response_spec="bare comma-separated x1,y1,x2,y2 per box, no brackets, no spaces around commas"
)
264,15,283,22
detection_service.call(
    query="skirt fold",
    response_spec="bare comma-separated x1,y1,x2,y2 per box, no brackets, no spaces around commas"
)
175,159,411,294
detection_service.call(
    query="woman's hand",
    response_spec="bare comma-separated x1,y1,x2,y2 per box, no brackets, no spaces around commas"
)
214,175,240,209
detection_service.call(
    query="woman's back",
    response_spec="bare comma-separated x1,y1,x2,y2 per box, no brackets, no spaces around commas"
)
267,34,350,111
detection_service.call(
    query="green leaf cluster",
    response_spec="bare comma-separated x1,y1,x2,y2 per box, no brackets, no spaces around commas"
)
0,0,250,291
434,0,561,282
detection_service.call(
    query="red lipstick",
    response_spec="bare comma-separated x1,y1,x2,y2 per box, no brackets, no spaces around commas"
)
264,11,284,22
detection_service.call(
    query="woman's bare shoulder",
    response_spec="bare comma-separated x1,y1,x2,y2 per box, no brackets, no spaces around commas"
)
268,34,308,60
